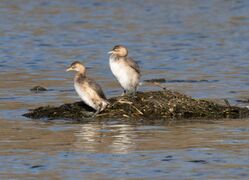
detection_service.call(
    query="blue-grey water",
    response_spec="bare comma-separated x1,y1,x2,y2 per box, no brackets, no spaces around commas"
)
0,0,249,179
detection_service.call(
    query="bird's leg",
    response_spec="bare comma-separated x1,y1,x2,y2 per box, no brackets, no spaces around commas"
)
92,103,103,117
92,109,100,117
126,89,136,97
131,90,136,97
121,90,127,96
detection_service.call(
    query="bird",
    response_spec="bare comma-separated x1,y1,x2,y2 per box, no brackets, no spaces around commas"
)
108,45,141,95
66,61,109,116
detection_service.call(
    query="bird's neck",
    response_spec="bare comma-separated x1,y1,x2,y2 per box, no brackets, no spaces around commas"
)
75,72,86,82
110,54,126,62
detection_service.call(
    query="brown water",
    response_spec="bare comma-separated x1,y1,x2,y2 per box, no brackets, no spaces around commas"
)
0,0,249,179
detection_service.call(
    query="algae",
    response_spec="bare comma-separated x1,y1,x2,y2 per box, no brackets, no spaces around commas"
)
23,90,249,122
30,86,47,92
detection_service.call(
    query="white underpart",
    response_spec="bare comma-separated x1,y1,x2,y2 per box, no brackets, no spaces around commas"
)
109,56,138,91
74,83,98,110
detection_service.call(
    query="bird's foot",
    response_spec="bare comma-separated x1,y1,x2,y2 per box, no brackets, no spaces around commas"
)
92,109,100,118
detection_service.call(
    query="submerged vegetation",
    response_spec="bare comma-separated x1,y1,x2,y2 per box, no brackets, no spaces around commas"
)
23,90,249,122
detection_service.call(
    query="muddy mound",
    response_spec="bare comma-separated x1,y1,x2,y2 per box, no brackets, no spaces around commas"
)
23,90,249,122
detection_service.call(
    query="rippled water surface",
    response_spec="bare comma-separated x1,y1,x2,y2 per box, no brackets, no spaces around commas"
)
0,0,249,179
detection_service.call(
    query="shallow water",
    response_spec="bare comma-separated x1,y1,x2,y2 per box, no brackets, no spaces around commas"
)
0,0,249,179
0,119,249,179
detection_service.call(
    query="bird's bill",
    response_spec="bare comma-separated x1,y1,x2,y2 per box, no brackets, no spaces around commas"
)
108,51,114,54
66,67,73,72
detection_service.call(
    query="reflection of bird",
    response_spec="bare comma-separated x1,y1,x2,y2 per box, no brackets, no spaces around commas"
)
66,61,109,116
108,45,141,95
74,123,135,154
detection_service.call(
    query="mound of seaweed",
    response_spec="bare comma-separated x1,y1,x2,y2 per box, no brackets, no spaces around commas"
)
23,90,249,121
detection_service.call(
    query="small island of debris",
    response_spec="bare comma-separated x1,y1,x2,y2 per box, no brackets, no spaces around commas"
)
23,90,249,122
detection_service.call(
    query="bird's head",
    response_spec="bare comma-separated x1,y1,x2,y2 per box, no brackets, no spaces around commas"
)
108,45,128,57
66,61,86,74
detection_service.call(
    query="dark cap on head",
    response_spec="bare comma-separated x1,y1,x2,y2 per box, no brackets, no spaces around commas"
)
111,45,128,57
70,61,82,67
113,45,122,50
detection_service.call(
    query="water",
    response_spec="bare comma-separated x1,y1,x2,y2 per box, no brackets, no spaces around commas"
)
0,0,249,179
0,120,249,179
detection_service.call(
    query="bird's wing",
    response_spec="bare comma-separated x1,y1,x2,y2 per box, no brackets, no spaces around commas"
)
126,57,140,75
86,78,107,100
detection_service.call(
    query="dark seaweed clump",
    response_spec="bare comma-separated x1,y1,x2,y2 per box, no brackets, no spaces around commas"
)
30,86,47,92
23,90,249,122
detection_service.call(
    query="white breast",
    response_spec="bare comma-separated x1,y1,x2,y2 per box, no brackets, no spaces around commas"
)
109,57,131,90
74,83,97,110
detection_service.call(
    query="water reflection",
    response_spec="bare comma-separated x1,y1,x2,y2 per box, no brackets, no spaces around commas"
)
109,125,135,153
74,123,135,153
73,120,249,154
0,118,249,179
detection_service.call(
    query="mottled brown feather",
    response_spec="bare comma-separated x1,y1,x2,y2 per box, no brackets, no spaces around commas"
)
76,74,107,100
126,57,140,75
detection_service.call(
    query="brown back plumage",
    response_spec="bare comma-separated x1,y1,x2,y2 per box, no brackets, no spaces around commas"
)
126,57,140,75
76,74,107,100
